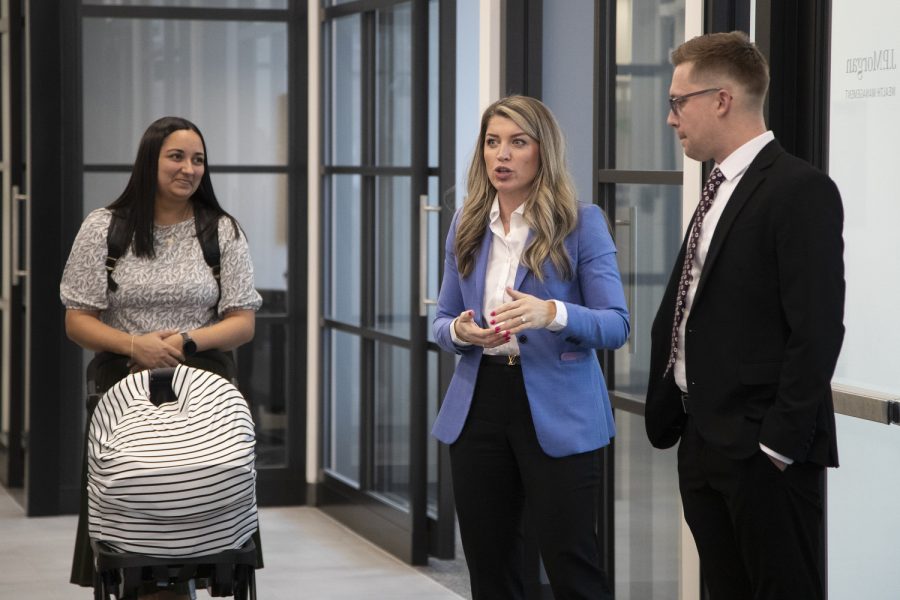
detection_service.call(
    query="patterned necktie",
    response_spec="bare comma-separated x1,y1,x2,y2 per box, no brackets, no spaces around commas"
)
664,167,726,377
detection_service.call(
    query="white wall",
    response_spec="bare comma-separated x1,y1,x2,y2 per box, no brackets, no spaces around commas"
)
827,1,900,597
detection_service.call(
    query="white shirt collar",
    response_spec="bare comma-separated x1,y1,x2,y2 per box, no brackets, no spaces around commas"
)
489,197,526,225
716,130,775,181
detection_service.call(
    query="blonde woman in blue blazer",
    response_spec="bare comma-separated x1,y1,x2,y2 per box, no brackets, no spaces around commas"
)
433,96,629,600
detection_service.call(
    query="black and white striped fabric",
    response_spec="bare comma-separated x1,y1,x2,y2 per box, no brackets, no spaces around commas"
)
87,365,257,558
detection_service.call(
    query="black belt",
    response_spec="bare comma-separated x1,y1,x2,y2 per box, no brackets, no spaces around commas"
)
681,392,690,414
481,354,520,367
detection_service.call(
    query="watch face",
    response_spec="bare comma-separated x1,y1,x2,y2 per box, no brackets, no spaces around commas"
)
181,332,197,356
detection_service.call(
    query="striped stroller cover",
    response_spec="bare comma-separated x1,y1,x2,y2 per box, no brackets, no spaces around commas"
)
87,365,257,557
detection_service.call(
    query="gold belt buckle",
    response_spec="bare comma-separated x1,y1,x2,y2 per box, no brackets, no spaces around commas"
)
507,355,519,366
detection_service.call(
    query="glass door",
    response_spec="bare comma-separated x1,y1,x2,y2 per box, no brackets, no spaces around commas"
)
596,0,687,598
0,0,26,492
78,1,304,505
319,0,449,565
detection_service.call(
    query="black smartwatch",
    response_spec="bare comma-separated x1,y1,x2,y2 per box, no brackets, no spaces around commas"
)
180,331,198,357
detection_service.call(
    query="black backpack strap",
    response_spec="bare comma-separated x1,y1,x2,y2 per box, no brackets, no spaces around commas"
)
105,211,130,293
106,207,222,302
194,206,222,304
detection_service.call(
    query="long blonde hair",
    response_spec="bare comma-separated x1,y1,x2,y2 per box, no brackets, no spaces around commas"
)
455,95,578,281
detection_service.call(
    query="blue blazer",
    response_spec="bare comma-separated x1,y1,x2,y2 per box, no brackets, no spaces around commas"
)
432,202,630,457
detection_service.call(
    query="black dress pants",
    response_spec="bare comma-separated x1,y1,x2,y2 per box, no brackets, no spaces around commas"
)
449,360,612,600
678,415,824,600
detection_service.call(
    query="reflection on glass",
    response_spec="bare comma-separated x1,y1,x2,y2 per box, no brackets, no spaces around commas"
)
613,184,681,399
83,0,287,6
614,410,680,600
615,0,685,171
332,15,362,165
327,330,361,485
238,320,288,467
375,176,411,338
216,174,288,294
373,342,410,508
82,18,287,165
375,3,411,166
329,175,362,325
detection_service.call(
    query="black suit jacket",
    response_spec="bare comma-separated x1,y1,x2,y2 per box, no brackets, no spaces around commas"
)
645,140,845,467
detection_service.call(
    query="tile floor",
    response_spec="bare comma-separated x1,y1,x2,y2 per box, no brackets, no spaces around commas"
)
0,487,464,599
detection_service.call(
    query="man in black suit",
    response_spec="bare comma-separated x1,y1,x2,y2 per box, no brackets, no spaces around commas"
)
644,31,845,600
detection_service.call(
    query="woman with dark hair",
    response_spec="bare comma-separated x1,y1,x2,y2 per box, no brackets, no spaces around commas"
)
61,116,262,597
433,96,629,599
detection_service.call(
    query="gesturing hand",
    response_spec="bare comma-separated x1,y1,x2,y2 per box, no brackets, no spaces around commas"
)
490,288,556,335
454,309,510,348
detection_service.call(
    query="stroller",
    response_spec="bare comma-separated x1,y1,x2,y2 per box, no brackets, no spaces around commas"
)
86,363,259,599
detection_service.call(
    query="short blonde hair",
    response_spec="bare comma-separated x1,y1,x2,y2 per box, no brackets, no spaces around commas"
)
672,31,769,107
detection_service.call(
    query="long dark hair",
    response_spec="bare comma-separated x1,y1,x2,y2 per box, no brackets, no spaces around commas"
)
107,116,238,258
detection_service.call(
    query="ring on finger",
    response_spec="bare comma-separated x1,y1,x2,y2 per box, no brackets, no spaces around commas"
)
521,315,527,324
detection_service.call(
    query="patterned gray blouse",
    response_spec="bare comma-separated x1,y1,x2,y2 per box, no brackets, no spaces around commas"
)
60,208,263,335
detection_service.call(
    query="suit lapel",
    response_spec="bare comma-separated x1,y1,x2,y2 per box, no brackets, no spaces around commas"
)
693,140,783,304
470,227,494,326
513,229,535,290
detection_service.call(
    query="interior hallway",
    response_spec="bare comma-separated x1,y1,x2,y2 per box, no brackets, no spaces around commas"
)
0,487,465,599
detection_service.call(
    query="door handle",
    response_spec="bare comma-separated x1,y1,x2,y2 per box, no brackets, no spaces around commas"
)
419,194,440,317
11,185,27,285
614,207,635,354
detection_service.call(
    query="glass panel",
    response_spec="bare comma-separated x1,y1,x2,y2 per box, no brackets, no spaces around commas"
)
455,0,479,209
216,173,288,295
331,15,361,166
428,0,439,167
239,320,288,467
828,415,900,599
84,172,131,216
375,3,411,166
613,184,681,399
426,350,439,515
326,329,361,485
373,342,410,509
83,0,287,6
83,18,287,166
541,0,594,202
614,409,680,599
327,175,362,326
374,176,411,338
615,0,685,171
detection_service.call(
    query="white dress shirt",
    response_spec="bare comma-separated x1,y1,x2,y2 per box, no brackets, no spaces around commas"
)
672,131,791,465
451,199,567,352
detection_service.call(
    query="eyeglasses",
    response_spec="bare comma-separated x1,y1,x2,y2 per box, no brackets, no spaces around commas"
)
668,88,723,116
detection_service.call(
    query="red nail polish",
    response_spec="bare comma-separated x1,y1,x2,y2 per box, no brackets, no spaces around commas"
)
495,326,501,332
490,311,496,316
490,320,496,325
